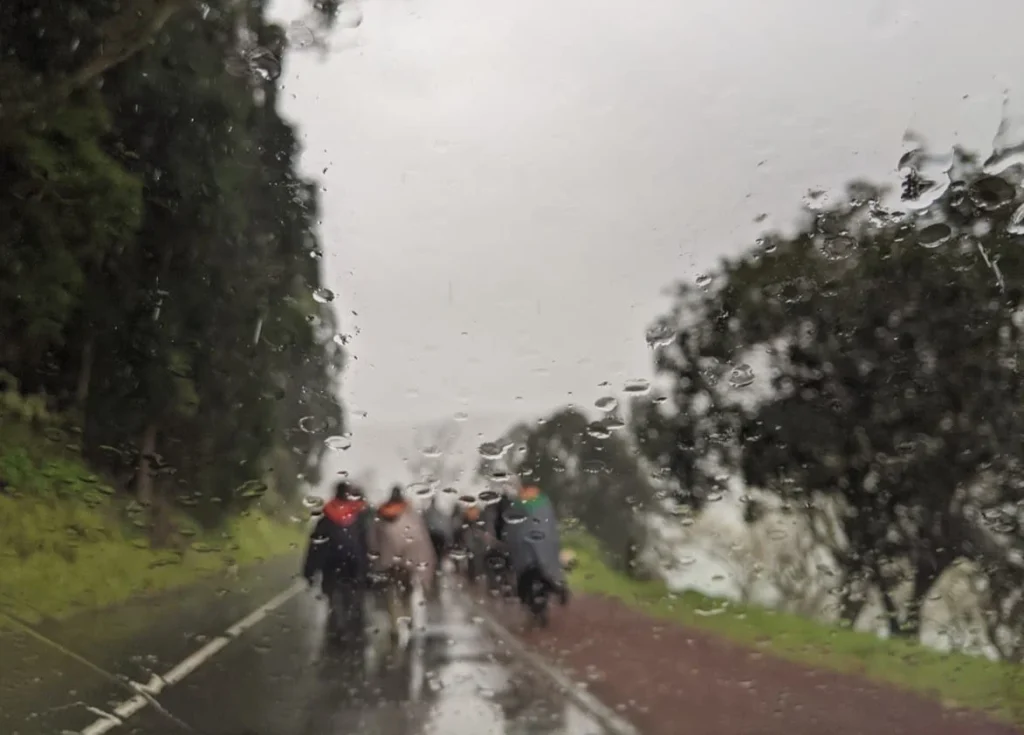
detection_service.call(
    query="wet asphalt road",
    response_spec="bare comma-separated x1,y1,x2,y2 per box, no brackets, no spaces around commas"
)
0,563,610,735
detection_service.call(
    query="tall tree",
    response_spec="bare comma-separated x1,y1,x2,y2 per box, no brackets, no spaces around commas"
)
644,146,1024,640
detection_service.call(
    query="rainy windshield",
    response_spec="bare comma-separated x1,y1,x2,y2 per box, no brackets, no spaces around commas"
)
4,1,1024,734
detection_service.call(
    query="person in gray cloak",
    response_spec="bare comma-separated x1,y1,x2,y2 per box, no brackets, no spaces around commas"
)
494,481,570,620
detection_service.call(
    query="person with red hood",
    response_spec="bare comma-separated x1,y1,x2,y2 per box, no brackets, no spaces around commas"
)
302,480,373,635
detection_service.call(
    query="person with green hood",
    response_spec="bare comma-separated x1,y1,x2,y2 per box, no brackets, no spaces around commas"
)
494,480,570,625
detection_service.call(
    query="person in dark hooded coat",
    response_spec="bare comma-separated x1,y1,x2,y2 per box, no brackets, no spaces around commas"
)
302,480,373,632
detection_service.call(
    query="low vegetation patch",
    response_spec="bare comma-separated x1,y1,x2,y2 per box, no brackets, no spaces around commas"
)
0,422,303,624
562,530,1024,725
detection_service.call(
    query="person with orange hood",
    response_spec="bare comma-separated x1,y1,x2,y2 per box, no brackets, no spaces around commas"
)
367,485,437,643
302,480,373,635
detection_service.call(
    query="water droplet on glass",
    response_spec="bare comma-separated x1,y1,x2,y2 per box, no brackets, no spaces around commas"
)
586,421,611,440
441,486,459,496
488,469,512,484
695,273,713,289
454,411,469,422
235,479,268,499
898,136,952,210
645,322,675,349
582,459,606,474
421,445,443,459
595,396,619,412
605,416,626,432
324,435,352,451
302,495,325,511
458,494,478,509
503,509,528,525
337,2,365,29
286,20,317,49
312,287,335,304
918,222,953,249
623,378,651,395
819,234,856,261
298,416,327,433
970,175,1015,211
728,364,755,389
248,48,282,82
478,489,501,505
412,484,434,499
477,442,505,460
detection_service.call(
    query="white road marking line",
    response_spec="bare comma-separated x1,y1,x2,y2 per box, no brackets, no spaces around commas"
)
77,579,305,735
456,589,642,735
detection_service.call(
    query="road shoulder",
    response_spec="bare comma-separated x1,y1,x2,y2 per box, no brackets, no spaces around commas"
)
470,587,1021,735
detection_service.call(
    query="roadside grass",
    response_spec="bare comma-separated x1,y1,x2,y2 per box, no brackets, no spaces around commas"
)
562,529,1024,726
0,421,304,625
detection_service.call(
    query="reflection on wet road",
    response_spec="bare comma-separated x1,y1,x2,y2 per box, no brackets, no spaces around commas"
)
3,576,609,735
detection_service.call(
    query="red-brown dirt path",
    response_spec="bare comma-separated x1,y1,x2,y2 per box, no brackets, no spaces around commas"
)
479,590,1022,735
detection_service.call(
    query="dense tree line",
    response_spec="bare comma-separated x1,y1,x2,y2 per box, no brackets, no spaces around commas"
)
634,142,1024,656
0,0,346,538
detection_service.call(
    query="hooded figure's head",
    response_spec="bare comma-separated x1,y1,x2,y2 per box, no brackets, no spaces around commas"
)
387,484,404,504
378,484,407,521
334,480,364,502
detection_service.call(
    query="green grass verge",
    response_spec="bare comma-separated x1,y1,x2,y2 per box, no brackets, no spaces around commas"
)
0,422,304,625
563,529,1024,726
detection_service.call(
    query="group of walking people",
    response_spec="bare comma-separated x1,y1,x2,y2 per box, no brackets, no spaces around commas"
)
302,478,571,644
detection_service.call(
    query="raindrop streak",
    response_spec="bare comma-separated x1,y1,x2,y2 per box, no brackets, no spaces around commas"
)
312,287,336,304
918,222,953,249
728,364,755,389
595,396,619,412
623,378,651,395
1008,203,1024,236
324,435,352,451
984,97,1024,175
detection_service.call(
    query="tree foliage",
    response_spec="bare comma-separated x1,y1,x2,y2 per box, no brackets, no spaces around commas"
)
638,141,1024,648
0,0,346,539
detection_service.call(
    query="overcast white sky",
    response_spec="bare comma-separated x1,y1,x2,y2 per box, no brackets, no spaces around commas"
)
269,0,1024,478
